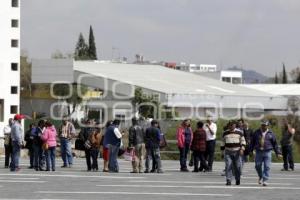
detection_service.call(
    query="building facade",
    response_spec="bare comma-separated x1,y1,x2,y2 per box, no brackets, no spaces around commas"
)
0,0,21,137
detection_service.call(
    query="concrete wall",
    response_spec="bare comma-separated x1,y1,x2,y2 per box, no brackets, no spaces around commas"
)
0,0,20,137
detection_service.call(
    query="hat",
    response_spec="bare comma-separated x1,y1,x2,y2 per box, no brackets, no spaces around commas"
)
261,120,269,126
14,114,25,121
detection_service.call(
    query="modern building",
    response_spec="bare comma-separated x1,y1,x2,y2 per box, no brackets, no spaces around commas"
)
31,59,287,124
0,0,21,138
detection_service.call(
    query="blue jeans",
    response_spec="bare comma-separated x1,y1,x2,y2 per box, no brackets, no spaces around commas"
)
145,147,162,172
225,150,241,182
32,143,43,169
45,147,56,171
179,144,190,169
108,144,120,172
206,140,216,171
255,150,272,182
60,138,73,166
11,141,21,171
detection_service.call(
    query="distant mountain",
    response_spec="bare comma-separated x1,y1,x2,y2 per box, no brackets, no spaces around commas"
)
227,66,269,83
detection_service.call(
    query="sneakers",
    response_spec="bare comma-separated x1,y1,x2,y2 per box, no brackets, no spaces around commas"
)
262,181,268,186
226,180,231,186
258,179,262,185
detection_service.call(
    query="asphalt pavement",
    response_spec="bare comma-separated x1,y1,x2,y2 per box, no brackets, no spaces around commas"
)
0,158,299,200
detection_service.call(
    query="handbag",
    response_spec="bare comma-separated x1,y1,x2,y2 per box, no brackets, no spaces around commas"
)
123,148,135,161
42,143,49,151
75,138,85,151
118,140,125,156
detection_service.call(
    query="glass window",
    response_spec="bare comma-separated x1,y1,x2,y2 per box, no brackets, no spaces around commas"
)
232,77,242,84
11,39,18,47
11,63,18,71
10,105,18,114
222,77,231,83
11,19,19,28
11,86,18,94
12,0,19,7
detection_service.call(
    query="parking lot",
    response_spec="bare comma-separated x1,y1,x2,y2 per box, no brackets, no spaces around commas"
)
0,158,299,200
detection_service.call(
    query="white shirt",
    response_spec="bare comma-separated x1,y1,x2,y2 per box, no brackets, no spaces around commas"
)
114,127,122,139
204,122,217,141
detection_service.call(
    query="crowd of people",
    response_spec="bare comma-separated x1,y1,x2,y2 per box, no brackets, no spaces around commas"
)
2,114,296,187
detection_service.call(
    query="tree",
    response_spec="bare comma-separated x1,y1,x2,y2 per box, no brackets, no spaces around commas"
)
88,25,97,60
74,33,89,60
282,63,288,84
274,72,279,84
290,67,300,83
296,73,300,84
132,87,159,118
53,83,88,115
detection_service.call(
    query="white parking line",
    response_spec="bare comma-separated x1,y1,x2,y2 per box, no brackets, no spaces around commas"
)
0,180,46,183
96,184,300,190
0,177,40,180
128,180,292,186
243,176,299,180
36,191,232,197
0,173,145,179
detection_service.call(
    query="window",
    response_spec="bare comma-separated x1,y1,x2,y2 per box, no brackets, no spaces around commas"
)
232,77,242,84
0,99,4,122
11,19,19,28
11,39,18,47
11,63,18,71
10,105,18,114
222,77,231,83
12,0,19,7
11,86,18,94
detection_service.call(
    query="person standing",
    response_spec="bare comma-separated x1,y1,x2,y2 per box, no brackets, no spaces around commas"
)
89,126,102,171
59,118,76,168
32,120,45,171
176,119,193,172
221,120,246,186
250,121,282,186
10,114,25,172
191,121,208,172
106,119,123,173
144,120,163,173
24,123,35,169
280,122,295,171
204,117,217,172
79,119,95,171
102,120,112,172
128,117,145,173
243,121,254,162
3,118,13,168
41,121,57,171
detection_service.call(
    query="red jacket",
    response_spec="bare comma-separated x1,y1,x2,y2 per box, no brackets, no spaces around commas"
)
176,126,193,148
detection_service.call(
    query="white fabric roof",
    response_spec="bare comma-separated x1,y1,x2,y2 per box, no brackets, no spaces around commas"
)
74,61,276,97
243,84,300,96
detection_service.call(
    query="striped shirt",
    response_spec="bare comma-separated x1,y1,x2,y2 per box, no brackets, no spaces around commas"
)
221,128,246,151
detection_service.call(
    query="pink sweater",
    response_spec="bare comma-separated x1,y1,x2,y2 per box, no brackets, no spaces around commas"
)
42,126,57,147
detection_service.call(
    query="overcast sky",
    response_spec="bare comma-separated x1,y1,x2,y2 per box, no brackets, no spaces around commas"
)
21,0,300,76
